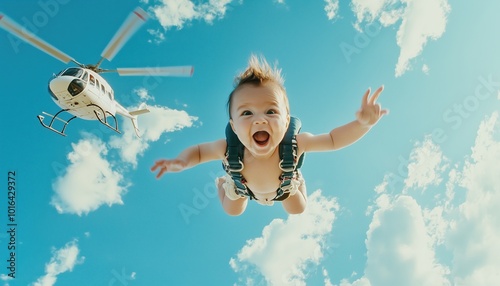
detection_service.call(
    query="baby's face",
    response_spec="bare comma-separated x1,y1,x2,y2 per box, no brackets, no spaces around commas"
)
230,82,290,158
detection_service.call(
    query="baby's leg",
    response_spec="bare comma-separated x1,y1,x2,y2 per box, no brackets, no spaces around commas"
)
216,176,248,216
282,176,307,214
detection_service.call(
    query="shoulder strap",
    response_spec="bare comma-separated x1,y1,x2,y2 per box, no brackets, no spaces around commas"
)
223,123,254,198
225,123,244,172
277,117,305,197
279,117,303,171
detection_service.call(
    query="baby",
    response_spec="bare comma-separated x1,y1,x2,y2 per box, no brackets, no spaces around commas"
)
151,55,387,215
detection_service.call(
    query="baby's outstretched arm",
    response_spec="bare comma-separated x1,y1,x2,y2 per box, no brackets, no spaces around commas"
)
298,86,388,153
151,139,226,179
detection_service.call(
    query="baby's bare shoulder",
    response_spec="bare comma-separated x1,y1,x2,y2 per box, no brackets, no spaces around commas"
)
296,132,313,155
199,139,227,161
296,132,335,153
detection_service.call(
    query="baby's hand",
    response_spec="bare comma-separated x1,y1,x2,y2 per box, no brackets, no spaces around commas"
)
151,159,187,179
356,86,389,127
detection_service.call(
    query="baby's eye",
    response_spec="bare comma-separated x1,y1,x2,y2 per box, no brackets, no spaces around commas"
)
267,109,277,114
241,110,253,116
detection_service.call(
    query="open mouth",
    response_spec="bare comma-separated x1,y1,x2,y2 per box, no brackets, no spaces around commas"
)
253,131,270,146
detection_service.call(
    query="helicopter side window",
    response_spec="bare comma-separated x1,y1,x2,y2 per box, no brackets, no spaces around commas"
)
107,91,112,100
81,71,88,82
101,84,106,95
89,74,95,85
96,79,100,91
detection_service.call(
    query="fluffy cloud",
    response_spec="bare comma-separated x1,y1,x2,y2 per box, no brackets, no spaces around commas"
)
109,104,197,167
0,274,13,284
148,0,232,42
448,112,500,285
351,0,451,77
32,240,84,286
151,0,197,29
52,87,197,215
51,135,129,216
324,0,339,20
133,87,154,101
230,190,338,285
341,111,500,286
404,135,447,192
364,195,451,286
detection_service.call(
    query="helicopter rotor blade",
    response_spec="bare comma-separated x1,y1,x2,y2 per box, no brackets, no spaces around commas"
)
0,12,74,64
99,7,148,65
114,66,194,77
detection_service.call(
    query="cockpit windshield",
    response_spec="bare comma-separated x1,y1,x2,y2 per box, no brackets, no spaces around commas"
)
61,68,84,78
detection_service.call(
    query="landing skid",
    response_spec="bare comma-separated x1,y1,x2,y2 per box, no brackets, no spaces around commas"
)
37,104,121,136
88,103,120,134
37,109,76,136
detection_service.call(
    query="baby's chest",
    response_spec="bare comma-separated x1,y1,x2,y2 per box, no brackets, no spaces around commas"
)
241,159,283,194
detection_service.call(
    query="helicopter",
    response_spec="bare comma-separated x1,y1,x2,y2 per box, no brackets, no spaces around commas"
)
0,7,193,137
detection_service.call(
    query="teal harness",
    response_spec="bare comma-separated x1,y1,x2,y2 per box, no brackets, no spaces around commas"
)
222,117,305,201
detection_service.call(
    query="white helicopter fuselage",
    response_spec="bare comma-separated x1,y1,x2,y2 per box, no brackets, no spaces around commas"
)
48,67,118,120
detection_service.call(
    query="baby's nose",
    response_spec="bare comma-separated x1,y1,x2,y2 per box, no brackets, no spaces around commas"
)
253,115,268,124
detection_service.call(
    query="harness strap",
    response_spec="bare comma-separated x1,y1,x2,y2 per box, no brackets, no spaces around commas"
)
281,117,303,194
223,123,256,199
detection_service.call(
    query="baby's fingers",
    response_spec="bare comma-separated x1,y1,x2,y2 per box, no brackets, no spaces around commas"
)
361,88,371,107
156,167,168,179
368,85,384,105
151,160,165,172
151,160,169,179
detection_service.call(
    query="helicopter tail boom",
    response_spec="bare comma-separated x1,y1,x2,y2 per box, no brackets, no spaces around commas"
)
115,103,150,137
130,107,150,137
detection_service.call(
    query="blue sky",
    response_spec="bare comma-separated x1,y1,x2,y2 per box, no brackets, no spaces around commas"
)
1,0,500,285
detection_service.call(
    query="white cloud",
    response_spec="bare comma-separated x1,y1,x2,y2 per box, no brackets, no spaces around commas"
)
323,268,334,286
422,64,430,75
32,240,84,286
52,86,197,215
51,135,129,216
147,28,166,44
404,135,447,192
0,274,12,281
448,112,500,285
363,195,451,286
230,190,338,285
351,0,450,77
151,0,197,29
422,205,448,246
133,87,154,101
340,276,371,286
149,0,232,38
324,0,339,20
341,111,500,286
109,105,197,167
